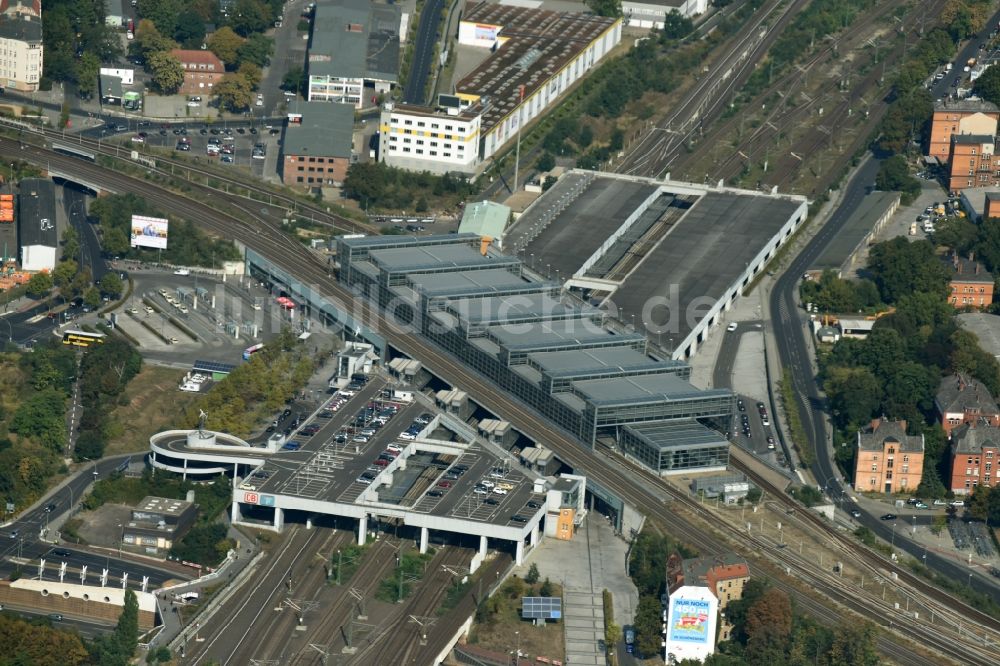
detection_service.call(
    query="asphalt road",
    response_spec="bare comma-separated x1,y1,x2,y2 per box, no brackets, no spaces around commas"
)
63,185,107,282
403,0,444,105
0,454,193,593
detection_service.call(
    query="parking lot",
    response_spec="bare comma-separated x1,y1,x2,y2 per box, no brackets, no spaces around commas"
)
119,121,280,178
238,378,544,529
949,519,999,558
112,270,333,365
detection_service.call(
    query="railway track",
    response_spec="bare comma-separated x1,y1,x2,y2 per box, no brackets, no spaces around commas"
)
221,529,355,665
284,538,402,665
187,526,337,665
616,0,812,178
3,137,985,664
2,119,374,236
674,0,931,185
341,546,473,665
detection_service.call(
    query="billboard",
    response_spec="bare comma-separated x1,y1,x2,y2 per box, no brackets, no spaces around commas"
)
665,586,718,663
99,67,134,85
130,215,169,249
475,23,499,42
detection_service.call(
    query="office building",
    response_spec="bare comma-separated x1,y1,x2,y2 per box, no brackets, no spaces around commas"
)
281,101,355,188
17,177,56,272
0,0,42,92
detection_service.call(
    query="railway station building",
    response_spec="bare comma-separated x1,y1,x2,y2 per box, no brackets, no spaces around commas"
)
334,233,734,467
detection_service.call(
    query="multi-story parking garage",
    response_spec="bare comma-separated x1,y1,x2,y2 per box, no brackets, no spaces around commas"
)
149,389,555,568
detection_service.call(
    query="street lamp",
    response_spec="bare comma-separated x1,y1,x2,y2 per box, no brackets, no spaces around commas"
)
891,523,897,552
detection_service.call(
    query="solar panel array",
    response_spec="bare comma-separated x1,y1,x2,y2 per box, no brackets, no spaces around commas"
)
521,596,561,619
193,359,237,374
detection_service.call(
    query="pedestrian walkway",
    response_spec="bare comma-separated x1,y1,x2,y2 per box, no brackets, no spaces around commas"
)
513,513,638,664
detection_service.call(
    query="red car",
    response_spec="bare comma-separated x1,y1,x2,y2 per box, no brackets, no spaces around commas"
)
373,459,389,467
437,480,452,489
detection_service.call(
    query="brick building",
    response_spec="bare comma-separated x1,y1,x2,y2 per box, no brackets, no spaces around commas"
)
947,134,1000,192
936,373,1000,435
930,98,1000,164
853,418,924,494
666,552,749,641
948,252,994,308
170,49,224,95
281,101,354,188
949,420,1000,494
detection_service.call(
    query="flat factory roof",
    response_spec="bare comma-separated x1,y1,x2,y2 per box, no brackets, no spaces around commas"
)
400,267,533,298
458,3,617,135
446,292,594,325
529,347,682,377
487,318,644,351
811,191,899,274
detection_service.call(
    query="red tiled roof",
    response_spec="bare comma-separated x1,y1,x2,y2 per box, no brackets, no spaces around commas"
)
169,49,224,68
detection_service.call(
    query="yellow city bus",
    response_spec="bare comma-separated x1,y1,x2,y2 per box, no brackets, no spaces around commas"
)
62,330,107,348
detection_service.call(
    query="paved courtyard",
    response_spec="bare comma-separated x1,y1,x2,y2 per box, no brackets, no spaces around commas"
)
514,512,638,665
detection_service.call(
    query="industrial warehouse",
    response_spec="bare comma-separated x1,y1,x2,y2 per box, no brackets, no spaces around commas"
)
378,2,622,174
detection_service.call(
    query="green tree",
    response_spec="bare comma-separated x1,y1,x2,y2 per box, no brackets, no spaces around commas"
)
10,388,67,451
207,26,244,67
75,52,101,99
539,577,554,597
824,366,880,429
236,33,274,68
525,562,540,584
99,272,124,297
536,152,556,172
61,227,80,262
174,10,207,48
660,10,694,40
214,73,254,112
229,0,271,36
237,61,262,90
133,19,178,61
26,271,53,298
281,65,305,93
147,51,185,94
744,587,792,662
867,237,950,303
83,286,102,310
875,155,921,204
974,65,1000,106
137,0,184,36
633,595,662,657
585,0,621,17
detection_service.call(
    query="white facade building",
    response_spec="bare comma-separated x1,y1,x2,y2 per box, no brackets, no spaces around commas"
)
379,4,621,175
665,585,719,664
378,101,483,175
0,0,43,92
622,0,709,30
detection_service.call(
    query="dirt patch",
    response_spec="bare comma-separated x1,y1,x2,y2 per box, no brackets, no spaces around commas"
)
73,504,133,548
468,577,565,664
106,365,198,455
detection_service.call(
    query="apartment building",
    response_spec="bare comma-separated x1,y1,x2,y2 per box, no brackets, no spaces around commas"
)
666,552,749,642
947,134,1000,192
949,420,1000,494
0,0,42,92
948,252,994,308
936,373,1000,435
930,98,999,164
853,418,924,494
170,49,224,95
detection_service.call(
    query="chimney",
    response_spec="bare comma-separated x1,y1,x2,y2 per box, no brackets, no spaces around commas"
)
970,251,975,262
870,418,881,432
954,253,960,269
977,262,981,275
